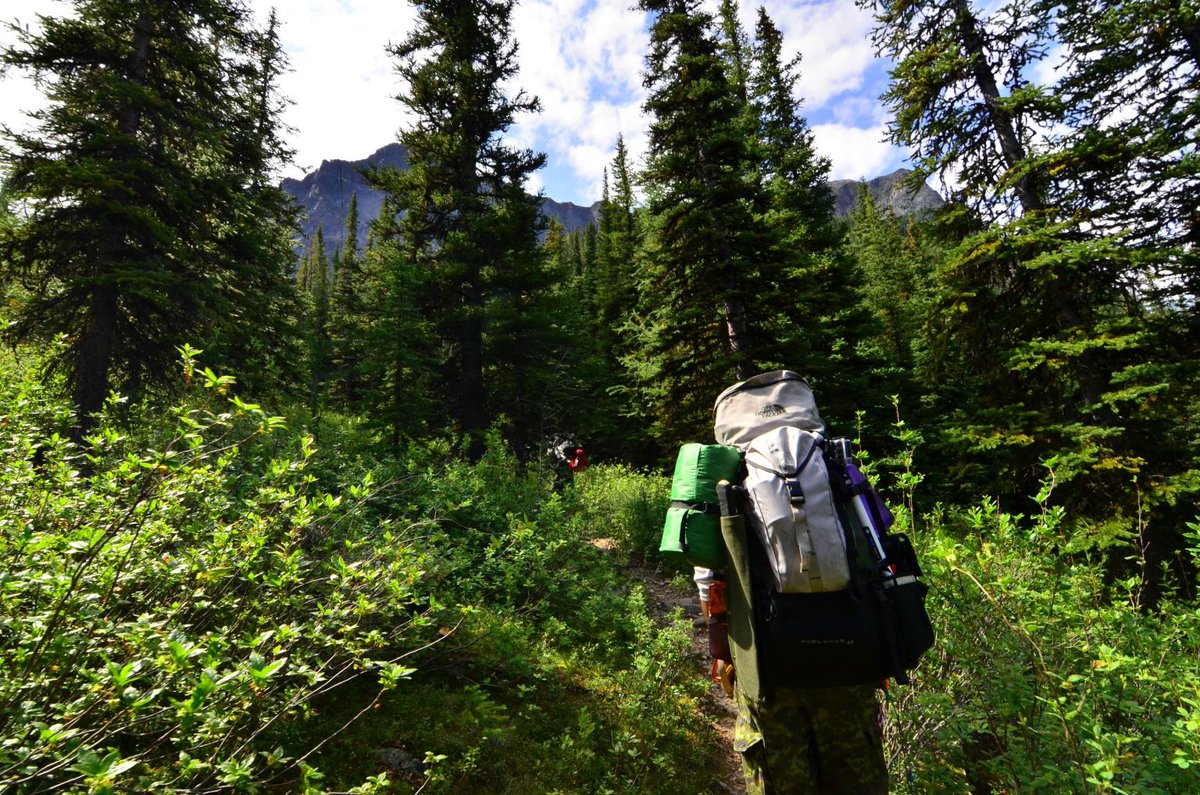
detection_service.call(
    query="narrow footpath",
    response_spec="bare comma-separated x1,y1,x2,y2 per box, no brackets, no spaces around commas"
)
591,539,747,794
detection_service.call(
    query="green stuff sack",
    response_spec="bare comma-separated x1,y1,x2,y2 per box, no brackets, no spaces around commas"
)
660,443,741,568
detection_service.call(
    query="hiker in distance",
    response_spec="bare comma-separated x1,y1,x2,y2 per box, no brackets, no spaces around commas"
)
661,371,934,794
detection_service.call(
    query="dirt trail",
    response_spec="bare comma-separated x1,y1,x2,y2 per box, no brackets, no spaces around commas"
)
591,539,747,795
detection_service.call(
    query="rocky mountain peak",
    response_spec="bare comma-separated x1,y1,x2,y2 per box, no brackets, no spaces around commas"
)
828,169,944,218
280,145,942,260
281,144,599,259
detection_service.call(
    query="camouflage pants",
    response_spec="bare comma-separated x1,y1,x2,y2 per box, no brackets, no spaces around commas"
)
734,684,888,795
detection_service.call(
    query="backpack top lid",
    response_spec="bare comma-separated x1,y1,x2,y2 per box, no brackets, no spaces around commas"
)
713,370,825,448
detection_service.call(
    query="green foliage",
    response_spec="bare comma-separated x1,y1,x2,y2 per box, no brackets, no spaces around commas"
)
0,1,301,427
354,588,714,795
569,464,673,564
857,0,1200,583
885,498,1200,794
371,0,550,457
851,413,1200,794
297,228,334,422
5,1,1200,791
291,438,723,792
0,350,731,793
627,0,876,447
0,349,440,792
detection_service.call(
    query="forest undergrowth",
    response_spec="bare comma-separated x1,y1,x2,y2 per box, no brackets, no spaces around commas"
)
0,350,727,794
2,350,1199,793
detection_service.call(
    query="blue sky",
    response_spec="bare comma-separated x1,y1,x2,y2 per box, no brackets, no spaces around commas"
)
1,0,911,206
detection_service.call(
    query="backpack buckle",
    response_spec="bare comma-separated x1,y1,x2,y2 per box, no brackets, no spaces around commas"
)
787,478,805,506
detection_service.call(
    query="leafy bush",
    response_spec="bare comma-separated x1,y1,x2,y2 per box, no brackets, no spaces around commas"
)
303,446,722,793
568,463,671,562
885,497,1200,794
0,353,441,793
0,352,732,793
603,398,1200,794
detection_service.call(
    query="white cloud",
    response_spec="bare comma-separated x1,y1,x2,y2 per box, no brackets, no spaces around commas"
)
1,0,904,204
0,0,415,179
811,123,904,182
746,0,879,111
265,1,417,177
511,0,650,202
0,0,69,139
0,76,44,136
826,94,886,128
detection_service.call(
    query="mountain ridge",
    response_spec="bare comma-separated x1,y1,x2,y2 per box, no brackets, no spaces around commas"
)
281,143,943,258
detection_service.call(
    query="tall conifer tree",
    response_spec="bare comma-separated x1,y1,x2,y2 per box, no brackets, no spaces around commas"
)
631,0,760,444
864,0,1197,566
597,137,640,340
632,0,868,444
330,192,371,407
0,0,298,431
297,228,332,422
863,0,1122,493
744,7,874,425
372,0,547,456
356,193,438,449
1045,0,1200,556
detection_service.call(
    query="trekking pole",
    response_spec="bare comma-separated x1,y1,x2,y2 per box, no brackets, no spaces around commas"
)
830,438,892,573
847,466,889,565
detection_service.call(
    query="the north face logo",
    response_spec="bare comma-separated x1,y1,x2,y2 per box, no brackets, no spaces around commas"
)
756,403,786,418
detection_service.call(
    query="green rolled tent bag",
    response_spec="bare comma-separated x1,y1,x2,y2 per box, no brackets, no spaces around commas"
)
660,443,742,569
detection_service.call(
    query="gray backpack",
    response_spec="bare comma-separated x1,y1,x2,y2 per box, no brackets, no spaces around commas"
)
713,370,933,688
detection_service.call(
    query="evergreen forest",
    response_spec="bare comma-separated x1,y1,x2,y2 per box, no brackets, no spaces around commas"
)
1,0,1198,792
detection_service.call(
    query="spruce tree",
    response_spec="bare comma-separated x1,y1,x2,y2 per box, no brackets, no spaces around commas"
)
329,193,370,407
596,139,640,336
297,228,332,422
845,187,928,376
202,9,303,398
717,0,752,106
862,0,1124,493
745,6,873,425
371,0,547,456
0,0,298,431
1046,0,1200,564
864,0,1198,573
1048,0,1200,354
631,0,759,444
632,0,875,445
355,193,438,450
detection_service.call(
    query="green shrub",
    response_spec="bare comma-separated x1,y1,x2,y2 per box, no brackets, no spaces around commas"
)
568,463,671,563
885,498,1200,794
0,352,736,793
0,353,441,793
304,441,723,793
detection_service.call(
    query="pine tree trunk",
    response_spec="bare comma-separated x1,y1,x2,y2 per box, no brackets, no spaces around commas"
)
73,283,118,432
460,266,486,457
953,0,1112,411
952,0,1042,214
1177,0,1200,67
697,143,753,378
74,12,152,434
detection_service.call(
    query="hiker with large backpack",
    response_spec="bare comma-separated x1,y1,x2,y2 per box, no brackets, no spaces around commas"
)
662,371,934,794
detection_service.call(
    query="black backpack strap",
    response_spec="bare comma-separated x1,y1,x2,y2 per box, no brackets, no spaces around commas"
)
671,500,721,516
873,580,911,685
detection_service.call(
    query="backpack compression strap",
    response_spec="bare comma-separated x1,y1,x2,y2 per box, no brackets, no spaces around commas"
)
743,438,821,482
670,500,721,515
